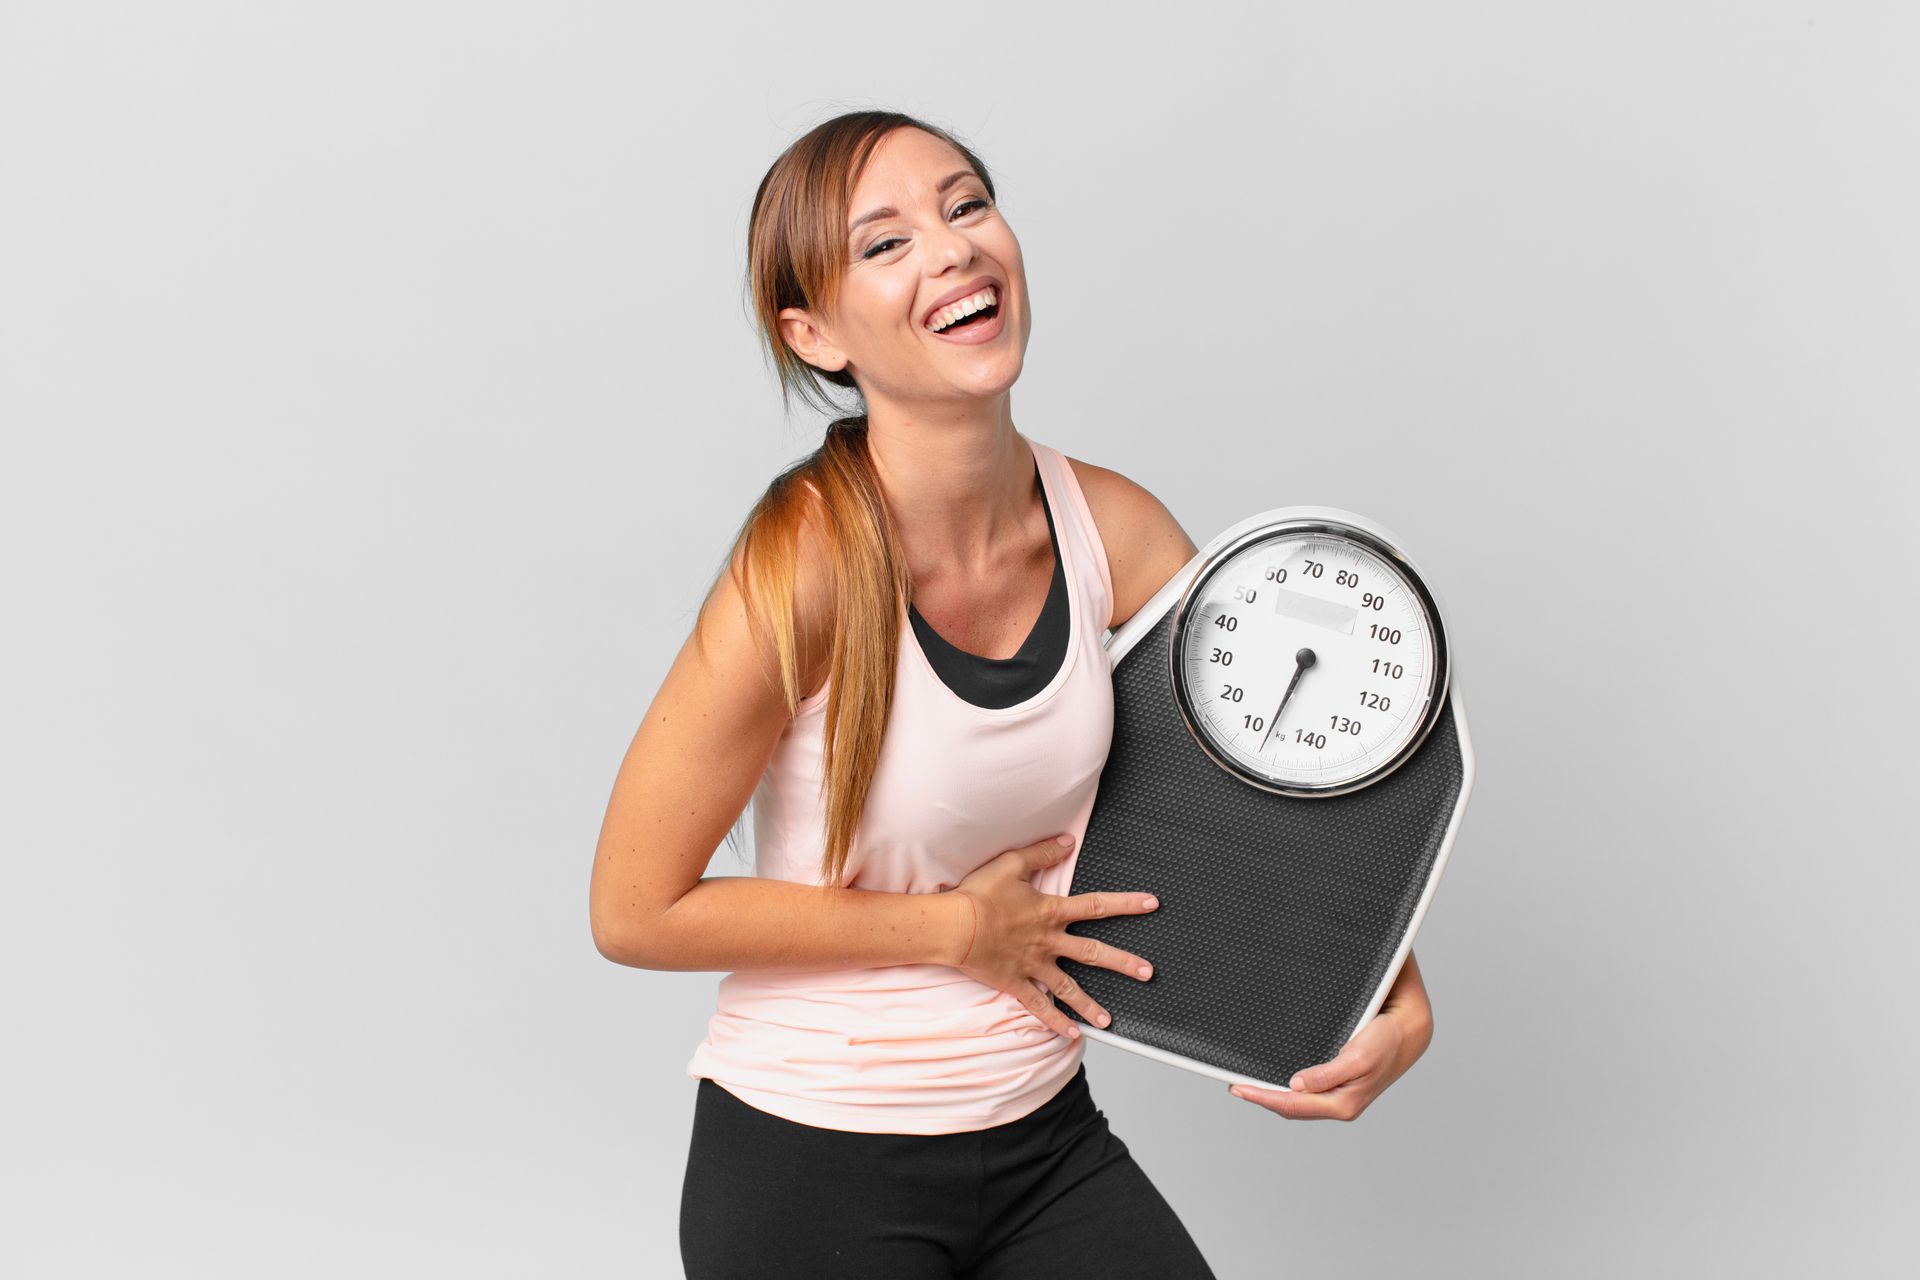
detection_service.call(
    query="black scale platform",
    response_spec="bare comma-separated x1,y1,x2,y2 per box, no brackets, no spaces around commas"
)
1061,606,1467,1090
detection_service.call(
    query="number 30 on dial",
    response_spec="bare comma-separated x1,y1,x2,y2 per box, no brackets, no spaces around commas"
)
1169,516,1450,798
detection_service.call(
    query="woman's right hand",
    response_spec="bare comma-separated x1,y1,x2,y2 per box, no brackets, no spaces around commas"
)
946,833,1160,1041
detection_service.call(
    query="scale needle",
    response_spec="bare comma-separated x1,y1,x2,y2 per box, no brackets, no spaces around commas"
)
1258,647,1317,754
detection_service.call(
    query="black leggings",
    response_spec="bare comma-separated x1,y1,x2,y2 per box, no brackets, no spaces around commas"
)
679,1063,1218,1279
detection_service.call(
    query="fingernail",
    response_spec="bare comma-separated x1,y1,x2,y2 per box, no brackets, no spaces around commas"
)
1143,896,1159,909
1097,1012,1110,1027
1055,834,1075,847
1288,1075,1306,1090
1068,1025,1080,1039
1230,1087,1246,1100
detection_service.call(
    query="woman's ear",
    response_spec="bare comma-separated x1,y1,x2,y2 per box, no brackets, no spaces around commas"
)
777,307,848,374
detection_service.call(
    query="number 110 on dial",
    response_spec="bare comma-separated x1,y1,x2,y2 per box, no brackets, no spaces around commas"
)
1169,519,1450,798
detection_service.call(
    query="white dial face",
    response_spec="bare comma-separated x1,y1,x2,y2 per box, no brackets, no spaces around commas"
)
1174,526,1442,794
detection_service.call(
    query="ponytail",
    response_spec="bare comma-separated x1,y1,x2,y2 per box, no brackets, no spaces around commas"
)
717,414,911,889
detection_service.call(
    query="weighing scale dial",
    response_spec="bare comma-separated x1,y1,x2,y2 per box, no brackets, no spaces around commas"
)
1169,519,1449,798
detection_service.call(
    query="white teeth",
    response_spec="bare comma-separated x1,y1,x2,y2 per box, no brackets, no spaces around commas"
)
927,286,998,332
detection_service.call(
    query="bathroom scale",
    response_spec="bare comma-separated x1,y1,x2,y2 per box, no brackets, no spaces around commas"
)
1059,506,1475,1094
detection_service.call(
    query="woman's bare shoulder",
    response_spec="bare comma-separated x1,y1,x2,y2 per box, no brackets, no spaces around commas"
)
1061,454,1200,631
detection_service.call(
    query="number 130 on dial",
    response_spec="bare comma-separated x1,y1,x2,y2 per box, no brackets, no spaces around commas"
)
1169,516,1451,798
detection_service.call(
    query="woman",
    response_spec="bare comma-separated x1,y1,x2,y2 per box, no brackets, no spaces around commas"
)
589,110,1436,1279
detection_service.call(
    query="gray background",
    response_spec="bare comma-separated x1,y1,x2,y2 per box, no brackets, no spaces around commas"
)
4,2,1914,1276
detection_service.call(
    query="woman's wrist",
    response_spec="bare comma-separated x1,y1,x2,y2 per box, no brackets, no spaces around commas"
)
937,890,979,968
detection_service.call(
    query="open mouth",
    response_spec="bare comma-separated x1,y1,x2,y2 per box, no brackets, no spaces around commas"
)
925,284,1002,335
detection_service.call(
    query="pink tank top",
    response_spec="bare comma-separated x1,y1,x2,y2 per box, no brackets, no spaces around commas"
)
684,435,1116,1134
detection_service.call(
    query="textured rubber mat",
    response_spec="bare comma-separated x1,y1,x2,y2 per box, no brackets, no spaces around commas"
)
1062,607,1465,1087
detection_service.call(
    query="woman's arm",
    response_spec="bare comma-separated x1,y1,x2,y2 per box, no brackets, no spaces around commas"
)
588,526,971,973
1228,950,1434,1119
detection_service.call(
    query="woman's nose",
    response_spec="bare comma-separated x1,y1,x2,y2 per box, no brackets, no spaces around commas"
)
924,219,975,270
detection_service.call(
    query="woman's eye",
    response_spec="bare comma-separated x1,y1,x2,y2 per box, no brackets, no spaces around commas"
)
859,200,990,260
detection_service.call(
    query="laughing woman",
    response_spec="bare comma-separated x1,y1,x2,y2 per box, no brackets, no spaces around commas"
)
589,111,1434,1279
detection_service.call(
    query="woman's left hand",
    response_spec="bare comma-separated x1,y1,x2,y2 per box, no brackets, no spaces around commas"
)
1227,950,1434,1121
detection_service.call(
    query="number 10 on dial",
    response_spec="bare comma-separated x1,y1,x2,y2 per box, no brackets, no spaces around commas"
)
1169,517,1450,798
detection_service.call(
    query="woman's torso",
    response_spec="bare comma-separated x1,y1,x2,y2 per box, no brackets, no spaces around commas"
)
683,434,1117,1135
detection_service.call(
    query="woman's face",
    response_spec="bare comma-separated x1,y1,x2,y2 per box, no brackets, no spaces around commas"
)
781,127,1030,409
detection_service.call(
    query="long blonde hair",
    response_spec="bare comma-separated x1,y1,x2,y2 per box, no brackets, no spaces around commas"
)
708,111,998,890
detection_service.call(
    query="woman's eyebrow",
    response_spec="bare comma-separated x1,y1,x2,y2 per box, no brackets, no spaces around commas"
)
847,170,979,236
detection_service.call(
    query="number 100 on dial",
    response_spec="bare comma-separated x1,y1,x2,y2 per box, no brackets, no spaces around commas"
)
1169,517,1451,798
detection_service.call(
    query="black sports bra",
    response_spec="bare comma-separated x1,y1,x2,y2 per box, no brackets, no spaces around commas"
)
907,463,1069,710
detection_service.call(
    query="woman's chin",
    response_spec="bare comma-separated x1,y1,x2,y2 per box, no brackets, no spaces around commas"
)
864,345,1025,405
948,364,1023,402
942,345,1025,397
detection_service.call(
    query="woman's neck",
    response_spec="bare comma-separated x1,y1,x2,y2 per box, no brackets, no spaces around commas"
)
861,398,1036,577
